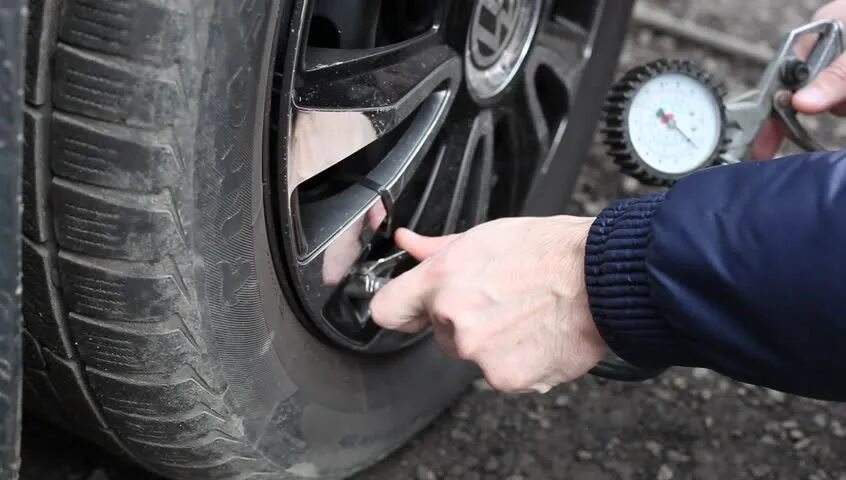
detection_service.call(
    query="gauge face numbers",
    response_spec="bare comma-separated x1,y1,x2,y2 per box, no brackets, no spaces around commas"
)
626,72,723,176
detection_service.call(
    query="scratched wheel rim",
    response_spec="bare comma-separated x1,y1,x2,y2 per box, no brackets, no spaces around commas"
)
267,0,608,354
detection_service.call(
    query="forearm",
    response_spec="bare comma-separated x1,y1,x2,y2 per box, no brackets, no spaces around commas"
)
586,149,846,400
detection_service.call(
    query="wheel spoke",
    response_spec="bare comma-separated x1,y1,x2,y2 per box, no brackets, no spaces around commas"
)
537,5,595,80
443,109,494,234
515,71,552,151
512,5,593,166
405,109,494,236
288,36,461,192
295,187,388,316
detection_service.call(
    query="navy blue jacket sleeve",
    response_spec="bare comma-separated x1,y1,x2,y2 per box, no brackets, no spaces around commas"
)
585,149,846,401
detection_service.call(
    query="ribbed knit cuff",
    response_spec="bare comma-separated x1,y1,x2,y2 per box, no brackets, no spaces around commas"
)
585,192,682,369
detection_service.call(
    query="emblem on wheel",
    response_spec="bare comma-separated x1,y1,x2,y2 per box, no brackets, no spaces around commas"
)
465,0,543,101
470,0,521,68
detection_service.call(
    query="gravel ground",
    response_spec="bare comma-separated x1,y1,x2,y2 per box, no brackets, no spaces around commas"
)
19,1,846,479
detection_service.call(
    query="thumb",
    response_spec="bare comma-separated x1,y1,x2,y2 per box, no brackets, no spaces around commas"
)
793,52,846,114
395,229,459,261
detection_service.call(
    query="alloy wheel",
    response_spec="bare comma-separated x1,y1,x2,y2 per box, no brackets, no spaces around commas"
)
268,0,608,353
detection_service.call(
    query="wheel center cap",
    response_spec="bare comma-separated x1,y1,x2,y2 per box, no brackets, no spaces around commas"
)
465,0,542,101
470,0,521,68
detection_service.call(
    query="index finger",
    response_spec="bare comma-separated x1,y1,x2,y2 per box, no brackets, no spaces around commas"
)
369,261,433,333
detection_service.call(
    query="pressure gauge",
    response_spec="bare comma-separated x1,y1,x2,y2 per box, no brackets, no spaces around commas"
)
602,59,728,186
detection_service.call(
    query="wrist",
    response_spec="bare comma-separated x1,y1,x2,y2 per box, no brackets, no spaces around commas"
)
551,215,610,367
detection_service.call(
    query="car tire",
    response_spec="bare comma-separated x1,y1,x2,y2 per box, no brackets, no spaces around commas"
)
0,1,26,478
20,1,633,479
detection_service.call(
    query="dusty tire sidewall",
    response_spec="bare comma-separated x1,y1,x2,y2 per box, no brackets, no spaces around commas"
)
194,0,475,474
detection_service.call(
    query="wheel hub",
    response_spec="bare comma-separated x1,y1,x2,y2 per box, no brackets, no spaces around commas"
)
268,0,605,354
465,0,543,101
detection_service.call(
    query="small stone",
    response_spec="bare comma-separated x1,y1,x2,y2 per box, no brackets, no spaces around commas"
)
450,428,472,442
701,389,713,400
751,464,772,478
814,413,828,428
576,450,593,461
691,368,711,379
447,465,464,478
654,388,674,401
760,434,777,445
505,475,525,480
605,460,635,480
704,416,714,429
538,417,552,430
832,420,846,438
621,177,641,194
794,438,812,450
657,464,674,480
667,450,691,463
766,389,787,403
416,465,437,480
484,457,499,473
789,429,805,440
782,420,799,430
672,376,688,390
554,395,570,407
645,441,663,457
737,387,748,396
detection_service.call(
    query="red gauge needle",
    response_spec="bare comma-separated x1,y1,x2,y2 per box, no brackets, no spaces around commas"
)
656,108,697,148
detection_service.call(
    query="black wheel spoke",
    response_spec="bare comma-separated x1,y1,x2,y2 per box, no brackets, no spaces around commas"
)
405,108,494,237
287,36,461,193
535,12,593,89
515,72,553,151
295,187,387,324
443,109,495,234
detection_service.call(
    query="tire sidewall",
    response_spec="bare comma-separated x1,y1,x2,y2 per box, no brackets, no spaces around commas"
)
195,0,475,475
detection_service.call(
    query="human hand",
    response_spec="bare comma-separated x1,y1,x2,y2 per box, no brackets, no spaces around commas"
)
753,0,846,158
369,217,609,394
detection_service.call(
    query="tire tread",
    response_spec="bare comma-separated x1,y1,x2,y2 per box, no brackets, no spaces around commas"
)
22,1,269,477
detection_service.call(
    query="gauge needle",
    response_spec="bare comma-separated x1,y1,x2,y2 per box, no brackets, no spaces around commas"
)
656,108,697,148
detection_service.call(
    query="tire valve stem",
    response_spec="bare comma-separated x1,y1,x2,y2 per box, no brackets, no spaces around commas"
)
344,250,410,301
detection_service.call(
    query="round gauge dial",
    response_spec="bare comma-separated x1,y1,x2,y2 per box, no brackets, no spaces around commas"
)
602,59,727,186
627,73,723,175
